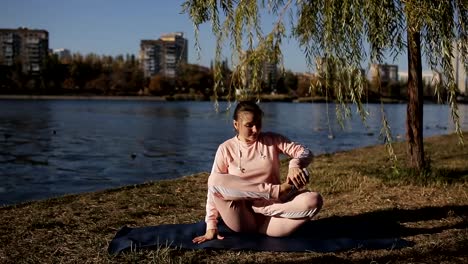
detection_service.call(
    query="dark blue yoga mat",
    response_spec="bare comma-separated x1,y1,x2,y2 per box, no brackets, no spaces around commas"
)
108,217,413,254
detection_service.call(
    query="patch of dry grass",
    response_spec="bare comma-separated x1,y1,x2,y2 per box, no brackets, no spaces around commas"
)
0,133,467,263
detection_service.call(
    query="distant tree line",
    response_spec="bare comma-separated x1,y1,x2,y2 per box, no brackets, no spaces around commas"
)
0,53,438,101
0,53,144,95
0,54,214,96
295,72,444,102
0,53,304,98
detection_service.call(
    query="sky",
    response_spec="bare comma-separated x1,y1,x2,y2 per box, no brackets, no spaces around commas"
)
1,0,411,73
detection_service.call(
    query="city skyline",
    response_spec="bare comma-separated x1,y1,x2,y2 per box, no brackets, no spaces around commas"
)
2,0,418,73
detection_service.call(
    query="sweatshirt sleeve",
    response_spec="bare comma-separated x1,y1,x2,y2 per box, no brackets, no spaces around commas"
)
205,190,218,230
205,146,227,230
274,133,313,168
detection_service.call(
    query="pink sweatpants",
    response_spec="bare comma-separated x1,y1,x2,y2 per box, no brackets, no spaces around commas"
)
208,172,323,237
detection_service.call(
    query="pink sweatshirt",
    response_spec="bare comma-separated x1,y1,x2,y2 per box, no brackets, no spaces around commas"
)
205,132,313,230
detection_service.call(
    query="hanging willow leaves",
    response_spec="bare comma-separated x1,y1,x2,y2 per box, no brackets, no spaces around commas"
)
182,0,467,171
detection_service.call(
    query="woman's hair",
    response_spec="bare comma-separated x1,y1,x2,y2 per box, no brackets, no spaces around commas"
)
232,100,264,120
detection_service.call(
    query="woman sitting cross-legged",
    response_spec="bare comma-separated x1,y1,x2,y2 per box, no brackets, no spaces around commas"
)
192,100,323,244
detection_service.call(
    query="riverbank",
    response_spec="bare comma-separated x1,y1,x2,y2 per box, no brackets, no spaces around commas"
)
0,94,166,101
2,94,467,104
0,133,467,263
0,94,418,103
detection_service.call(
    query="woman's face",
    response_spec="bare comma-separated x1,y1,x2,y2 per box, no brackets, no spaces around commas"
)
233,111,262,142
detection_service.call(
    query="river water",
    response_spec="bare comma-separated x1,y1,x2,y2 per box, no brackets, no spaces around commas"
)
0,99,466,205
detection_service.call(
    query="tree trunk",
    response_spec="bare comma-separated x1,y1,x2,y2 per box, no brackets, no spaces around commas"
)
406,29,425,171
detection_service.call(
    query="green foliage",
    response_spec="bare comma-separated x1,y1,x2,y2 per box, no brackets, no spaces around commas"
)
177,63,215,96
0,53,223,97
183,0,465,111
149,74,174,96
276,70,298,94
0,52,146,95
183,0,467,170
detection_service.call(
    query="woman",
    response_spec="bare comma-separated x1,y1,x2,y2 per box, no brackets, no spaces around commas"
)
192,101,323,244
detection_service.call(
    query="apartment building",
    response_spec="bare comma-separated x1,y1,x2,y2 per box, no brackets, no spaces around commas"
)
52,48,72,62
140,32,188,78
398,71,441,86
369,63,399,83
398,71,442,98
263,59,278,89
452,41,467,96
237,49,278,90
0,28,49,73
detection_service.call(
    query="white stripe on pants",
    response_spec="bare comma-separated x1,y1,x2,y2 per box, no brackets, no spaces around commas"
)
208,172,323,236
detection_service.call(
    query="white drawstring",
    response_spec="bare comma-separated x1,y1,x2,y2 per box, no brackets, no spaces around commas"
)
238,139,245,173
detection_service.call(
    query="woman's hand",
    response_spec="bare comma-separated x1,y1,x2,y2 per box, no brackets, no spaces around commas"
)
287,167,309,189
192,229,224,244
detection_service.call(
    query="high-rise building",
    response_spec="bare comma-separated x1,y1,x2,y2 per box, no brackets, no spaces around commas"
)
52,48,72,62
398,71,441,87
140,40,161,77
0,28,49,73
452,41,467,96
263,59,278,89
398,70,442,98
140,32,188,78
237,50,278,90
369,64,399,83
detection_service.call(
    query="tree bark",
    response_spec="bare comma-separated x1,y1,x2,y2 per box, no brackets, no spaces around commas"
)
406,29,425,170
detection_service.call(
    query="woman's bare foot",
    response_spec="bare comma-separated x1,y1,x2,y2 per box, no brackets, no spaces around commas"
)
279,182,297,202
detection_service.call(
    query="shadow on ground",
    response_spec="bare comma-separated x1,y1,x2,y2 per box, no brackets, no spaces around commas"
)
266,205,468,263
109,205,468,256
296,204,468,239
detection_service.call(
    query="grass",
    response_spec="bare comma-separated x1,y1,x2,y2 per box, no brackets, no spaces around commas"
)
0,133,467,263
